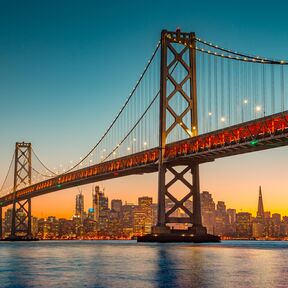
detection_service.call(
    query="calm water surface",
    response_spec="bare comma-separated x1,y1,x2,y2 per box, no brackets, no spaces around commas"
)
0,240,287,288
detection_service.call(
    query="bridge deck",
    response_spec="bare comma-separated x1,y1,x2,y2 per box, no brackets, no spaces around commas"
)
1,111,288,206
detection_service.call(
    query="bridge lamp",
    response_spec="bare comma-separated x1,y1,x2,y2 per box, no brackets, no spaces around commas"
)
103,149,106,152
100,155,104,159
220,117,226,122
133,138,136,142
143,142,147,146
256,106,261,112
90,159,93,163
127,147,131,151
243,99,248,104
208,112,212,116
113,151,116,155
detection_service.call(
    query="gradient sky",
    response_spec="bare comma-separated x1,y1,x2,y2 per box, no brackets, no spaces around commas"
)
1,0,288,218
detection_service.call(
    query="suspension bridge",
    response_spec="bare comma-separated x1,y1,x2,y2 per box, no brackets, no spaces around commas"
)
0,29,287,241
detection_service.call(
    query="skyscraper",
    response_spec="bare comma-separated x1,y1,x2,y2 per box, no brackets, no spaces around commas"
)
200,191,215,234
93,186,109,233
257,186,264,220
133,197,153,235
253,186,266,238
75,191,84,220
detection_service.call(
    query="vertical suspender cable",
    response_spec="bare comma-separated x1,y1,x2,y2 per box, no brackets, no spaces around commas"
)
214,56,218,130
208,54,212,132
281,65,285,112
271,65,275,114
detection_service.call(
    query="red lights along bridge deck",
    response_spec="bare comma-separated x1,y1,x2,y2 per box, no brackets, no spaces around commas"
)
1,111,288,206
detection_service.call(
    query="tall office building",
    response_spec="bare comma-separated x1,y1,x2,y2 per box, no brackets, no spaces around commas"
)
122,203,135,237
257,186,264,220
4,208,12,237
201,191,215,234
93,186,109,233
253,186,265,238
133,197,153,235
226,208,236,236
214,201,228,236
92,186,100,223
75,191,84,220
236,212,252,238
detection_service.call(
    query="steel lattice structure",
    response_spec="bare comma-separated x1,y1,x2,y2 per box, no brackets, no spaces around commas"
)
10,142,32,239
155,30,206,235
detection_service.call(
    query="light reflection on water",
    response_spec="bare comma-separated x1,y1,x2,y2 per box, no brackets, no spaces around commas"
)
0,240,287,288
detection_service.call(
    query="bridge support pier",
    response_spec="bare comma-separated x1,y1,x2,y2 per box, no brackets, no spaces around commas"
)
11,198,32,239
9,142,34,240
139,161,219,242
153,162,207,236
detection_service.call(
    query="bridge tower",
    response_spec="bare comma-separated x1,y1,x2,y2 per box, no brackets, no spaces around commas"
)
10,142,32,239
154,29,206,236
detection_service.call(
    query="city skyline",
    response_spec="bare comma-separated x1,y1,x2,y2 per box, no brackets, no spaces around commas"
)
26,183,288,220
3,185,288,240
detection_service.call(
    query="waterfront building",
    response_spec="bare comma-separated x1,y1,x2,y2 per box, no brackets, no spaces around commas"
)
132,197,153,235
151,203,158,226
108,209,122,237
252,222,264,238
226,209,236,236
122,203,134,238
236,212,252,238
214,201,227,236
58,218,74,238
201,191,215,234
31,216,38,237
4,208,12,237
271,213,281,238
280,217,288,237
47,216,59,238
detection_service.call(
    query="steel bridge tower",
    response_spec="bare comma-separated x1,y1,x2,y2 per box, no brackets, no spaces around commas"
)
10,142,33,239
154,29,207,236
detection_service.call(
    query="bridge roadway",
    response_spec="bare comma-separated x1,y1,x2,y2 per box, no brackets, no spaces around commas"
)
1,111,288,207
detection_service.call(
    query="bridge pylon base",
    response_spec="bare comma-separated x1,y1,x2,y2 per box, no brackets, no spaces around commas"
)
149,160,220,242
137,230,220,243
